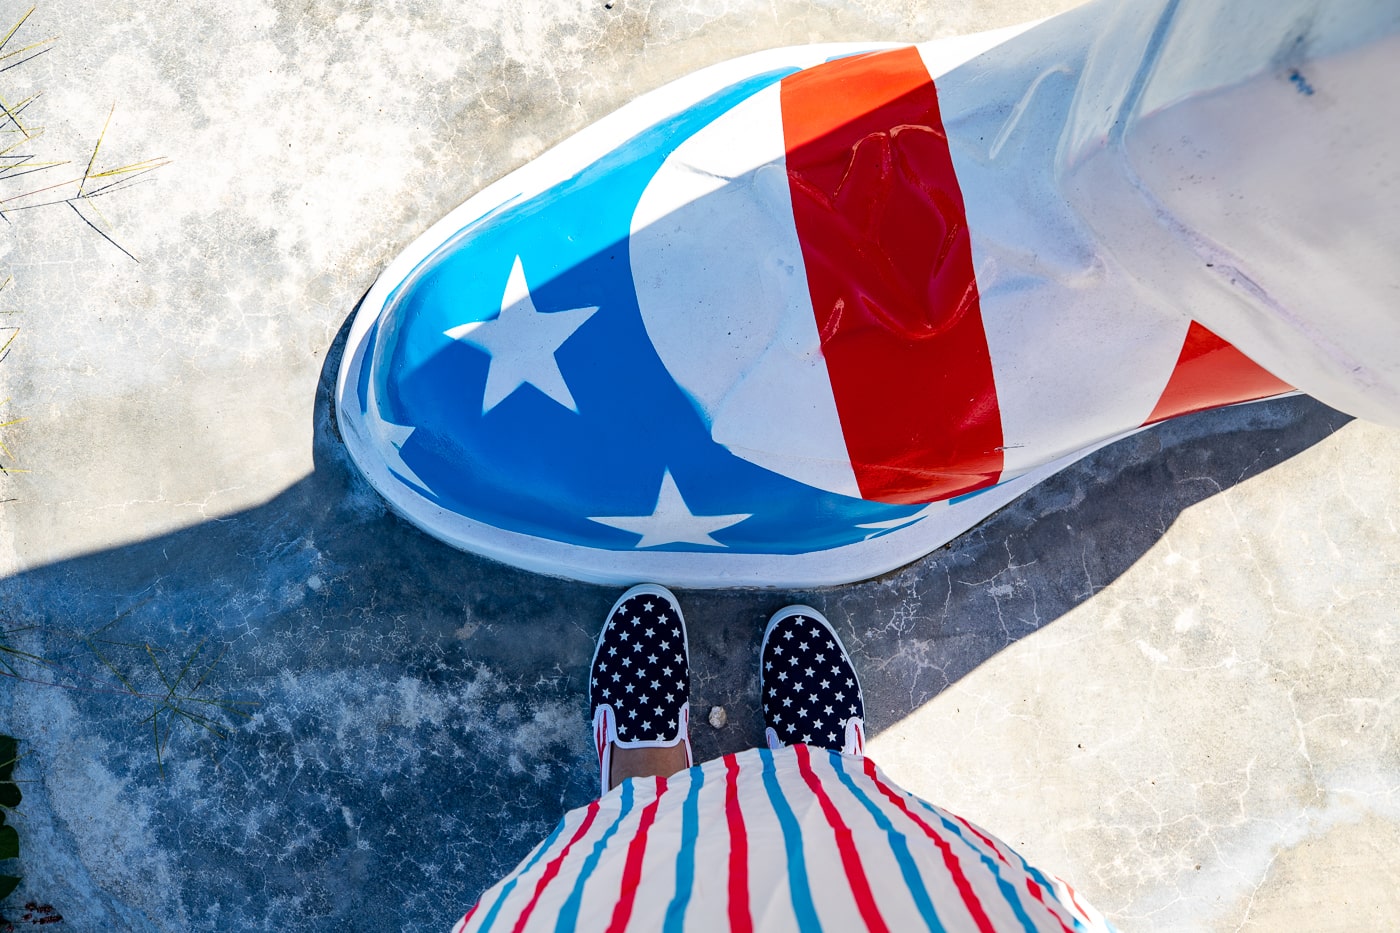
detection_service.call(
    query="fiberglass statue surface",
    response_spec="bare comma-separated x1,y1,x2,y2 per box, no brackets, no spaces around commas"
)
336,0,1400,587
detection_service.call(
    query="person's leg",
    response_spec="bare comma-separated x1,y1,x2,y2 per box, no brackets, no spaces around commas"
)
589,584,693,795
608,744,689,789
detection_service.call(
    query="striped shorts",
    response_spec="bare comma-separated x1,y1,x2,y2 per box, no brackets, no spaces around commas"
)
454,745,1113,932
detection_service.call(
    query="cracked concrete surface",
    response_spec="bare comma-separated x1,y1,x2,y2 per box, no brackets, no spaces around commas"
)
0,0,1397,930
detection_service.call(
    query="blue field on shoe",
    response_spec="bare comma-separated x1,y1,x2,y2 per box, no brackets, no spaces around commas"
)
352,68,928,556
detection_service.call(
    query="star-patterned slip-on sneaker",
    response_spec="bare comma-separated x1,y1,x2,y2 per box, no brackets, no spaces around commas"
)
760,605,865,757
589,584,693,796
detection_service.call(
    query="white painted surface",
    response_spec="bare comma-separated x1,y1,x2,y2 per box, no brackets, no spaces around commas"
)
927,20,1197,475
630,85,861,497
1059,0,1400,426
443,255,599,414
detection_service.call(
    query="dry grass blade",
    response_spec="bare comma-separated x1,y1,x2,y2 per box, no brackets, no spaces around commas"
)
85,155,168,182
143,642,173,693
76,100,114,197
84,155,168,182
130,638,255,776
0,7,52,78
85,640,138,695
0,161,62,184
0,627,48,678
0,35,55,67
0,96,29,140
0,7,35,57
0,171,88,205
68,200,137,261
0,135,58,161
0,141,160,208
0,91,41,136
0,396,23,473
78,160,168,198
0,45,50,76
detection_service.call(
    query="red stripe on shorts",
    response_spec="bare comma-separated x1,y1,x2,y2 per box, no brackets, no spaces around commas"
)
510,800,602,933
949,811,1076,933
794,745,890,932
862,757,997,933
724,753,753,933
605,775,668,933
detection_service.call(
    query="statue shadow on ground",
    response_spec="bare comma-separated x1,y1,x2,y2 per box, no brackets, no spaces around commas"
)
0,309,1351,930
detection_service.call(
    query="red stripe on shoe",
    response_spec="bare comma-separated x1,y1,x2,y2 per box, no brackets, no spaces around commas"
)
794,745,890,932
861,758,997,933
1145,321,1292,424
596,708,609,772
723,753,753,933
605,775,668,933
510,801,602,933
781,46,1003,504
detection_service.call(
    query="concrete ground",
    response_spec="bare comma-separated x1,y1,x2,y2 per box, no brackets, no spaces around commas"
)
0,0,1397,929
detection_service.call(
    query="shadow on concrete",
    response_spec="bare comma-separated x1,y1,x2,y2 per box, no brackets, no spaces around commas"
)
0,311,1351,930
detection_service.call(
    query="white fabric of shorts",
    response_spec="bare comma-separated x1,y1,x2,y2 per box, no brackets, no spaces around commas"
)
453,745,1114,932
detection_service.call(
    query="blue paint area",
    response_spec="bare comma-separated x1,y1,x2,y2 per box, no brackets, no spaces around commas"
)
1288,69,1316,96
949,485,995,506
357,69,927,555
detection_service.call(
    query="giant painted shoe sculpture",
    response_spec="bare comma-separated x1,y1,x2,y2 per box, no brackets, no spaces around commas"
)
337,0,1400,587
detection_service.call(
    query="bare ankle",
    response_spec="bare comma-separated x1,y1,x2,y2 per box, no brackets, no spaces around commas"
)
609,742,689,790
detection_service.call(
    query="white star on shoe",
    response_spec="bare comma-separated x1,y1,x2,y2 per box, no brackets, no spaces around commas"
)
589,470,751,548
444,255,598,414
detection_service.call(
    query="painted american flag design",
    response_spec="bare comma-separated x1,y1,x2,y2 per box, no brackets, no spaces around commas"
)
336,37,1297,587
